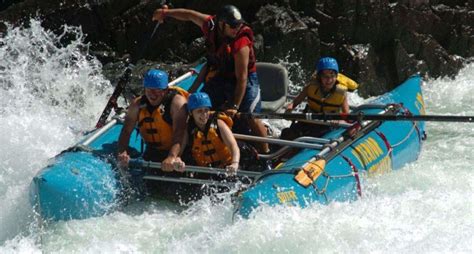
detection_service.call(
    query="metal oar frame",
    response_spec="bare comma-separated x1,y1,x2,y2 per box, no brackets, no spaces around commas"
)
133,104,403,189
129,160,259,189
249,104,403,187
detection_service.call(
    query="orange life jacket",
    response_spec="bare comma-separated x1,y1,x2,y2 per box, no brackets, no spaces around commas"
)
190,112,234,167
137,88,189,150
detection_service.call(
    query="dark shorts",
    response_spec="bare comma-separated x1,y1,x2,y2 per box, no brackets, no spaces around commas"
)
280,121,332,140
203,72,261,113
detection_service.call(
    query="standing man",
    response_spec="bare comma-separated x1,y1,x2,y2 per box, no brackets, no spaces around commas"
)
152,4,269,153
117,69,188,172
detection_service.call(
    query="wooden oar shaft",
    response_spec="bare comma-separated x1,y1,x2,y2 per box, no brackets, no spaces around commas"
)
248,113,474,122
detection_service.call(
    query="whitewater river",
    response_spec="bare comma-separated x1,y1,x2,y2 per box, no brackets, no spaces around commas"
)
1,20,472,253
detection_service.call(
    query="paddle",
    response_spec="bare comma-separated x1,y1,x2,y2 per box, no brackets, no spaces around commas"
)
129,159,262,178
142,175,244,188
95,67,132,128
95,1,171,128
244,112,474,123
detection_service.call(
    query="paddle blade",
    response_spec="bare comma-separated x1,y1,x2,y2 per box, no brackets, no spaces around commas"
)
95,67,132,128
294,159,326,187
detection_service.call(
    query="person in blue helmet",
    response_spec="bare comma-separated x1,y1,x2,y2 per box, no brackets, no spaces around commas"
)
118,69,188,172
282,57,354,139
182,92,263,173
184,92,240,173
152,4,270,154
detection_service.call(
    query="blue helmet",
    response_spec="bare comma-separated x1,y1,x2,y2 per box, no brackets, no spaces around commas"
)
316,57,339,74
143,69,168,89
187,92,212,112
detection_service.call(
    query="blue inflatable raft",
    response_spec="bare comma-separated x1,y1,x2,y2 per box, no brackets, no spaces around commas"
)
234,75,426,218
29,65,426,221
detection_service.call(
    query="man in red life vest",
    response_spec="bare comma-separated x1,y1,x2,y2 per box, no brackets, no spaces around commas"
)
152,5,269,153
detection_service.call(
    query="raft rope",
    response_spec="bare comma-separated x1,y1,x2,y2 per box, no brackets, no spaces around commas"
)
375,130,393,157
375,130,394,173
309,171,330,202
342,155,362,197
402,106,424,143
309,169,362,200
390,119,418,148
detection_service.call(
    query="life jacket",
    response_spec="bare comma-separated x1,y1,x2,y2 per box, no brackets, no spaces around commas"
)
136,87,189,150
310,71,359,92
190,112,234,168
307,83,347,113
203,16,256,79
336,73,359,92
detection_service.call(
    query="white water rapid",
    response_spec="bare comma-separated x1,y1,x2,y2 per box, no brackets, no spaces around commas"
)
0,20,472,253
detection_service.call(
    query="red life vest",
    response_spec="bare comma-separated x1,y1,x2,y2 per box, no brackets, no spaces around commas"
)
203,16,256,78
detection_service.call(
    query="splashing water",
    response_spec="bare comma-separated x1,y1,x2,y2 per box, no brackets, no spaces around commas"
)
1,20,473,253
0,19,112,246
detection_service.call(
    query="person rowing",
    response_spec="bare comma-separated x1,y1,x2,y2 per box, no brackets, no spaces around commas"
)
281,57,358,139
117,69,188,172
183,92,263,174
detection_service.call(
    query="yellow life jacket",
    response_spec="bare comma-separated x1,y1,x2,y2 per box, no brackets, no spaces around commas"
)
336,73,359,92
136,87,188,150
190,113,234,168
307,83,347,113
311,72,359,92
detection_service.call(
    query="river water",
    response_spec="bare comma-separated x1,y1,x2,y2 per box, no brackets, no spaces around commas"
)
1,20,472,253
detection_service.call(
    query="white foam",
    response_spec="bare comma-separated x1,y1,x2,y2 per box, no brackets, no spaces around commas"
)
1,21,473,253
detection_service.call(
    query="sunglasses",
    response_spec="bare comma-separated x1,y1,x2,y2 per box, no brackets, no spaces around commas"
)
226,22,242,29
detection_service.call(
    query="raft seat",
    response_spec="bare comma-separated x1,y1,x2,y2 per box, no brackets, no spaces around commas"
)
257,62,288,112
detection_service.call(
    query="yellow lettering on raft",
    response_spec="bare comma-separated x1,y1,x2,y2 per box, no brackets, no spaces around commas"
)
367,137,384,158
353,144,371,165
277,190,298,204
360,143,374,162
351,137,384,166
368,155,392,176
415,92,426,115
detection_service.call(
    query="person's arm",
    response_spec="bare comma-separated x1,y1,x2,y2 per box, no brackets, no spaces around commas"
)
161,94,188,172
341,95,350,114
174,126,188,170
218,119,240,173
286,84,309,112
228,46,249,115
152,7,209,28
188,63,208,93
180,127,189,155
117,100,140,167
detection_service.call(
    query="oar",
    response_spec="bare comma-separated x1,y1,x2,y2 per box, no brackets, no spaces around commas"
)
95,67,132,128
245,112,474,123
95,2,169,128
142,175,246,188
292,119,353,128
150,23,161,40
129,159,262,178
